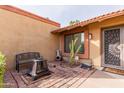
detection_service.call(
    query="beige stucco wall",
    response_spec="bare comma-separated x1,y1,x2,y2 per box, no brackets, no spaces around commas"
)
0,9,59,69
89,15,124,68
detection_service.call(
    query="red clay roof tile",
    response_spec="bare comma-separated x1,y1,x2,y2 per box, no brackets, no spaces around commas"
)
51,9,124,33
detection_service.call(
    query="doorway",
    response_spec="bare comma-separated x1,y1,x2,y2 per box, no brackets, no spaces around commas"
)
102,26,124,70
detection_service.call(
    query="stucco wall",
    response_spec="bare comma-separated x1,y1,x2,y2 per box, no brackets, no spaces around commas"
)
89,15,124,68
0,9,59,69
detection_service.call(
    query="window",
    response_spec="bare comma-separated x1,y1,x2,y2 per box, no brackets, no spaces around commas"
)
64,32,84,54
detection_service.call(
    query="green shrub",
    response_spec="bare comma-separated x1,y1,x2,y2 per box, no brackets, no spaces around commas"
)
0,52,6,88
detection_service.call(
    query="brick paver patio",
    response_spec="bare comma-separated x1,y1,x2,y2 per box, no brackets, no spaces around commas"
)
4,62,124,88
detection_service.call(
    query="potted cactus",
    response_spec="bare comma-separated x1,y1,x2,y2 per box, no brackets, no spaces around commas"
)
0,52,6,88
69,37,81,65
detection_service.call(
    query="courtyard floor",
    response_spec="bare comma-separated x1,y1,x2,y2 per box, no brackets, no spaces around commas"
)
4,62,124,88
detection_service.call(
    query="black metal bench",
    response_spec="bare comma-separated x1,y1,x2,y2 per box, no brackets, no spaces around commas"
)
16,52,51,80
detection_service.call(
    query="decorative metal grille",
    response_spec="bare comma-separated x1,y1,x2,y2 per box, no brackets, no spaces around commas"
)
104,29,120,66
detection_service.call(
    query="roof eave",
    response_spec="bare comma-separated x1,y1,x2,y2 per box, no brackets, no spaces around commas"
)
51,9,124,33
0,5,61,27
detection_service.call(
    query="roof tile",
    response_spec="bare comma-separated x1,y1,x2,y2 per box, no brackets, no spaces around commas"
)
52,9,124,33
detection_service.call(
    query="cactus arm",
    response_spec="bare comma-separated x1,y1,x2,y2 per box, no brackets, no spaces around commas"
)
75,44,81,55
73,37,78,46
69,39,75,64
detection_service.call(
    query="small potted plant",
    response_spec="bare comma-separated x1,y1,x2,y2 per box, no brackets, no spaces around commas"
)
0,52,6,88
69,37,81,66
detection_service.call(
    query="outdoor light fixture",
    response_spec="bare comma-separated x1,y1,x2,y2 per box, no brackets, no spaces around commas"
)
89,33,93,40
